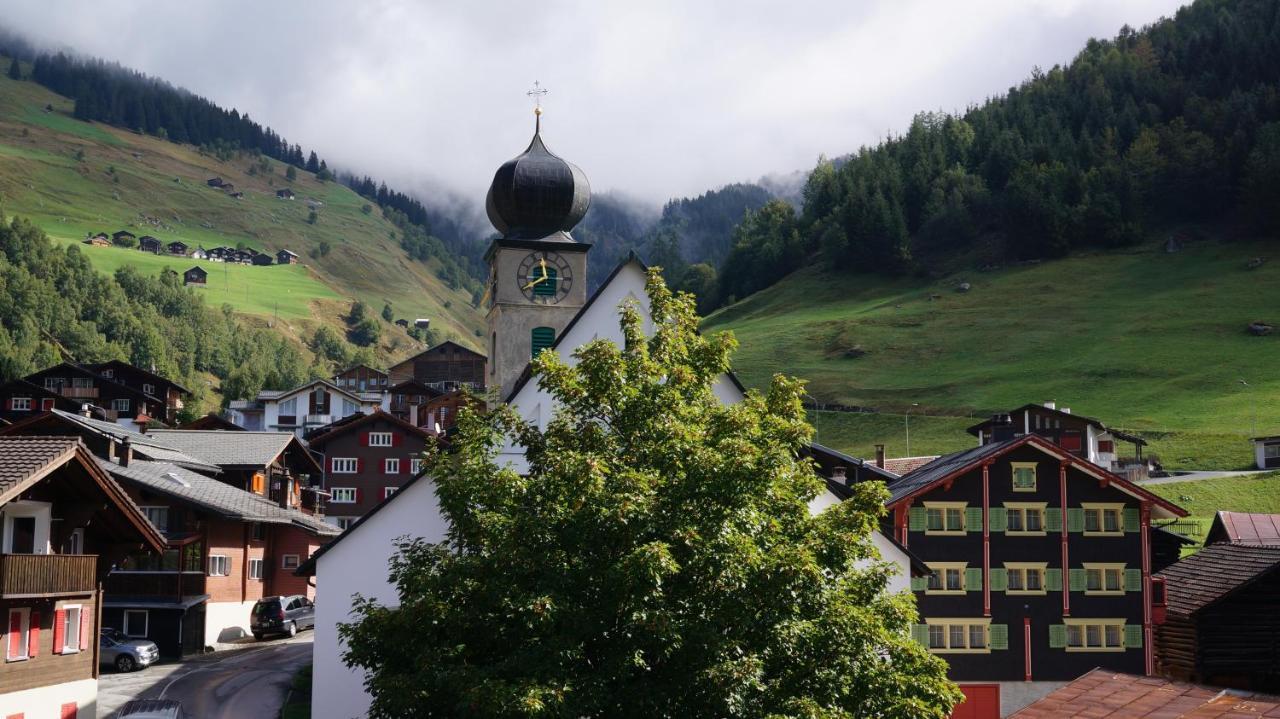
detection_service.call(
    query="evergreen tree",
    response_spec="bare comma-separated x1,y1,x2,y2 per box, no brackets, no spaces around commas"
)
7,57,19,81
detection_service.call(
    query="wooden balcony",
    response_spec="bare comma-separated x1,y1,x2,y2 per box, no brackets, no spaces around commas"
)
58,386,99,399
0,553,98,598
105,571,207,599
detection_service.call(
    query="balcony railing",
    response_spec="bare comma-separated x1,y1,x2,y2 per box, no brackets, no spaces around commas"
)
305,413,334,425
0,553,98,598
105,571,207,599
59,386,99,399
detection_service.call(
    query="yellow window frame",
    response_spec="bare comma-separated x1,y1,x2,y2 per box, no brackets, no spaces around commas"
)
1082,563,1126,595
1004,561,1049,595
1004,501,1048,536
1011,461,1038,492
925,562,969,595
1064,617,1127,653
923,501,968,536
924,617,992,654
1082,502,1125,536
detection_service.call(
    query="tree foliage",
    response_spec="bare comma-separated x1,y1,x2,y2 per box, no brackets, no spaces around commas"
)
340,269,959,718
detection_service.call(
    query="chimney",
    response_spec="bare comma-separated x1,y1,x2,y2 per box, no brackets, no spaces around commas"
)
1044,400,1056,410
119,439,132,468
80,403,93,418
830,465,847,485
1061,407,1071,415
874,444,886,468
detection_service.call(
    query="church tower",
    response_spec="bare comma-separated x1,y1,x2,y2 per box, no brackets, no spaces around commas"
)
484,105,591,400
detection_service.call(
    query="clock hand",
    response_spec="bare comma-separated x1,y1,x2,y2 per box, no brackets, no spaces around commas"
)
522,274,547,290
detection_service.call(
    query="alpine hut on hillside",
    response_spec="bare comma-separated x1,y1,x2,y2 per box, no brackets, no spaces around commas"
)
276,249,299,265
138,236,161,253
83,234,111,247
276,188,295,200
167,241,189,256
252,253,273,267
183,266,208,286
207,177,224,187
112,230,137,244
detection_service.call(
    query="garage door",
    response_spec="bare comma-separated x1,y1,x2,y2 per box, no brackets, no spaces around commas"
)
952,684,1000,719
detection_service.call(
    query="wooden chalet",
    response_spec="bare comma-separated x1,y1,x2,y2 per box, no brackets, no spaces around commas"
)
0,437,166,718
191,247,208,260
87,359,191,426
1154,512,1280,691
276,188,295,200
1251,435,1280,470
968,401,1151,481
111,230,136,243
883,434,1188,717
206,247,228,262
386,340,486,391
166,241,188,256
394,318,409,328
0,379,82,423
251,253,273,266
276,249,299,265
334,364,388,393
386,379,441,424
206,177,224,187
18,363,169,429
82,235,111,248
183,266,207,286
176,414,245,432
138,236,161,253
146,430,323,512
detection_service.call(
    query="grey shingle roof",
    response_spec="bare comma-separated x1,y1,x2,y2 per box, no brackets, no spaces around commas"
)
1156,542,1280,616
99,458,339,537
885,439,1017,505
0,436,80,501
147,430,294,468
47,410,220,472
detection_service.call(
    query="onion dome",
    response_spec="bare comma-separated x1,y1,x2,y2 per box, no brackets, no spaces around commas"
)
485,119,591,241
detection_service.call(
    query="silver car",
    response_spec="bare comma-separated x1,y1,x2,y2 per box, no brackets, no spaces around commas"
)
100,628,160,672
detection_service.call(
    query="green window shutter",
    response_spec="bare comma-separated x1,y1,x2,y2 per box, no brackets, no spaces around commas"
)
990,568,1008,592
989,507,1008,533
1049,624,1067,649
965,507,983,532
1125,568,1142,592
1045,568,1063,591
989,624,1009,650
908,507,926,532
1124,624,1143,648
1068,568,1087,592
1124,507,1140,533
532,267,558,296
1066,508,1085,533
1045,508,1062,532
910,575,928,592
965,567,983,591
911,624,930,646
531,327,556,358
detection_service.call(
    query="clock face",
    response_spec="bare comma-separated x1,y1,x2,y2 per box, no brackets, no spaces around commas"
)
517,251,573,304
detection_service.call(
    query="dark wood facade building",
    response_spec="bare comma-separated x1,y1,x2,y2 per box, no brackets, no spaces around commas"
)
0,437,166,718
0,379,81,424
16,362,169,428
386,340,486,391
882,434,1186,714
333,364,388,393
967,401,1149,480
87,359,191,426
183,266,207,285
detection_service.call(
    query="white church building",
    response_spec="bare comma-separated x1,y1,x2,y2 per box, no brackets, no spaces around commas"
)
296,115,917,719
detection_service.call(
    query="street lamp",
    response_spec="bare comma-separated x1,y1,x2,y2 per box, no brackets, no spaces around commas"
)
905,403,920,457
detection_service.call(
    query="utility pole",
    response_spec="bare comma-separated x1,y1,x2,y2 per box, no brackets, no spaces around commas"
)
1240,379,1257,438
905,403,920,457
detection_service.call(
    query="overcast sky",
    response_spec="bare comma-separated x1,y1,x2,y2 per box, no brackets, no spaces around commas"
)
5,0,1188,206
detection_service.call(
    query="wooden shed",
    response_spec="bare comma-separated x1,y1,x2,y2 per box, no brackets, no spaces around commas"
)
183,266,208,286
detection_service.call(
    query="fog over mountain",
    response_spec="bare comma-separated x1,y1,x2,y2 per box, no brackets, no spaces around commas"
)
3,0,1187,205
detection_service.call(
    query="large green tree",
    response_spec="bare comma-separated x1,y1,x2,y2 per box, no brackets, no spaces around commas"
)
340,269,959,718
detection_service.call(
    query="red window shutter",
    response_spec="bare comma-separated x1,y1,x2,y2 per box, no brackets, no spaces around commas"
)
41,398,54,411
60,703,77,719
7,611,22,658
402,458,409,475
79,609,89,650
4,398,11,411
355,488,363,504
392,432,401,447
52,609,65,654
28,612,39,658
328,457,335,473
361,432,370,446
356,458,363,473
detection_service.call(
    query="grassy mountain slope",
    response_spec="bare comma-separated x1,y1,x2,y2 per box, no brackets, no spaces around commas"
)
704,233,1279,469
0,67,483,356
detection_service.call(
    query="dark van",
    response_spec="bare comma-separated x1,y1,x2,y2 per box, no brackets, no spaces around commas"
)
250,595,315,640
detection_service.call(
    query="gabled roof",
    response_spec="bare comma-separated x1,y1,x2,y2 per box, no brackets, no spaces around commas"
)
256,378,380,404
388,341,487,373
147,429,320,474
334,363,387,378
882,456,938,476
176,414,245,432
885,434,1187,518
0,437,166,552
0,409,220,473
99,458,339,537
1206,511,1280,547
277,249,299,257
305,409,435,449
807,442,899,483
1156,542,1280,616
27,361,163,403
387,379,444,397
967,403,1147,446
1010,668,1280,718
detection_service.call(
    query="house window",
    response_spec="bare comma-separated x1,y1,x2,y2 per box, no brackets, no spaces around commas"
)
1065,619,1127,652
925,563,968,595
123,610,148,638
924,502,966,535
331,458,357,474
410,458,423,475
1083,564,1125,595
531,327,556,358
142,383,156,396
1083,503,1125,536
111,398,131,413
1005,563,1047,595
369,432,392,447
330,488,357,503
208,555,230,576
1098,440,1115,454
1265,444,1280,460
6,608,30,661
384,458,400,474
1011,462,1037,491
11,397,31,411
140,506,169,533
248,558,264,580
924,619,991,654
1005,502,1047,535
102,369,114,379
251,523,266,541
334,517,355,530
60,605,82,653
43,377,61,390
282,555,300,570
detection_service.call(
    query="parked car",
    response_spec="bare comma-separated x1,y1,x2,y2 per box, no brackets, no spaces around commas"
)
100,628,160,672
117,699,187,719
251,594,315,640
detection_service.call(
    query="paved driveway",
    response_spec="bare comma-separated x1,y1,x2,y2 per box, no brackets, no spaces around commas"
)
1139,469,1269,486
99,632,312,718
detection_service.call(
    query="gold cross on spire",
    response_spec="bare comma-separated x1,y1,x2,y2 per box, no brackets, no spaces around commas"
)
527,80,549,132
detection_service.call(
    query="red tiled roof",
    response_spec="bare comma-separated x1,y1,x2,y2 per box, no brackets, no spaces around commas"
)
1155,542,1280,616
882,456,938,475
1011,669,1280,718
1210,511,1280,547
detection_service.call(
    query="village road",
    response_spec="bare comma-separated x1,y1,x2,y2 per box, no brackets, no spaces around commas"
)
98,633,312,718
